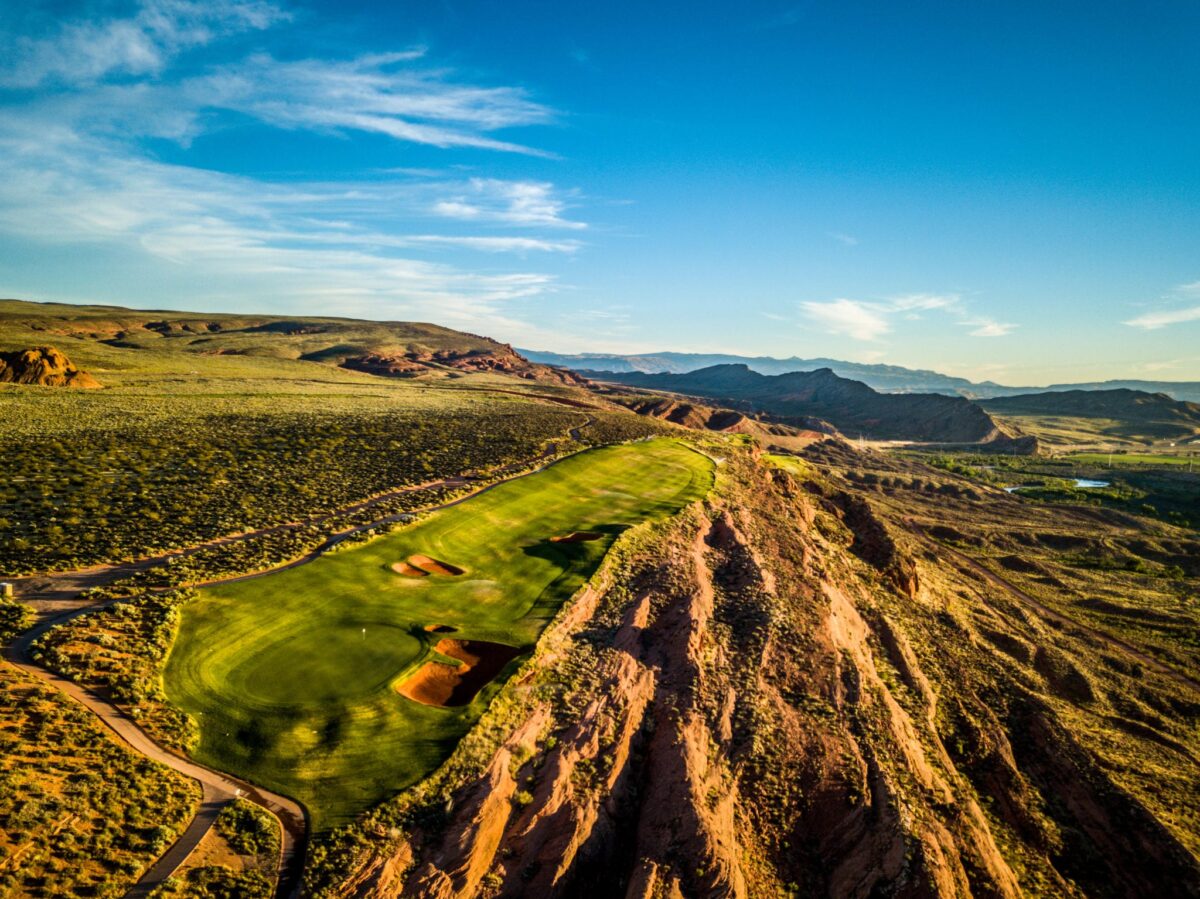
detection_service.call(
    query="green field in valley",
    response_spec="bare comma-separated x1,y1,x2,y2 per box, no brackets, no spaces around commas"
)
1066,451,1199,467
163,439,713,831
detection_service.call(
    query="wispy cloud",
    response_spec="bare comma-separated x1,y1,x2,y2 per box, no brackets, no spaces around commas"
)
890,293,959,312
963,318,1016,337
1,0,287,88
801,292,1013,341
432,179,585,228
801,298,890,341
194,51,554,154
828,231,858,246
0,0,593,347
1124,282,1200,330
1125,305,1200,329
404,235,581,253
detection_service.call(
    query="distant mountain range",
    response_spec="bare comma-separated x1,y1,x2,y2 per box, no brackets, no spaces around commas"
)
520,349,1200,403
599,364,1027,445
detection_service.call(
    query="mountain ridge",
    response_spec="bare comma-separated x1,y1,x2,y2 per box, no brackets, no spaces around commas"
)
521,348,1200,402
597,363,1027,445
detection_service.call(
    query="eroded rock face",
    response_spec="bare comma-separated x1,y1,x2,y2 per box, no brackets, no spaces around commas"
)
315,451,1200,899
0,346,100,388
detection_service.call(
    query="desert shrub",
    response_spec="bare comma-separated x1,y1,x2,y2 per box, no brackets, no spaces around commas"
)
0,598,33,643
215,800,279,861
150,865,273,899
0,404,581,574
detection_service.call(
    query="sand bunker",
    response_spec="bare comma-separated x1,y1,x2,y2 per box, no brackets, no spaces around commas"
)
549,531,604,544
391,554,465,577
391,561,429,577
408,554,465,576
424,624,457,633
397,639,522,707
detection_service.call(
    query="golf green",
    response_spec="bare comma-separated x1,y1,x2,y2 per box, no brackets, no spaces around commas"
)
163,439,713,830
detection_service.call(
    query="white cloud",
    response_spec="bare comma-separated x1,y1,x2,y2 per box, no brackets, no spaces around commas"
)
0,0,603,349
1125,305,1200,330
800,292,1012,341
432,179,585,228
0,114,580,345
891,292,960,312
1,0,286,88
828,231,858,246
801,298,890,341
404,235,581,253
964,318,1016,337
1124,281,1200,330
192,52,554,154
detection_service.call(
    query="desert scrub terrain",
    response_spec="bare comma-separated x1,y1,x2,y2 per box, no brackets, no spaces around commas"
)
0,660,199,898
0,389,585,574
919,450,1200,531
0,598,33,644
807,441,1200,863
300,440,1200,898
150,800,280,899
32,589,200,751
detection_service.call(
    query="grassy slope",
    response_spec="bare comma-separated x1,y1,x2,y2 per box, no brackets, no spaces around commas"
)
0,298,502,362
164,440,713,831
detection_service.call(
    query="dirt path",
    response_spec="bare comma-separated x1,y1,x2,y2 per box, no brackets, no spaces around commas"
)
904,518,1200,694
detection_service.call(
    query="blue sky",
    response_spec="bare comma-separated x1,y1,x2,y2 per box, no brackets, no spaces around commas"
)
1,1,1198,384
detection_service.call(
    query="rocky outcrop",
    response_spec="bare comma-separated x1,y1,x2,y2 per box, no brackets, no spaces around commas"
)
341,346,589,386
0,346,100,388
623,396,837,443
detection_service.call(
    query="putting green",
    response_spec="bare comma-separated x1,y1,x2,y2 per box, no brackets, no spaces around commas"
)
164,439,713,830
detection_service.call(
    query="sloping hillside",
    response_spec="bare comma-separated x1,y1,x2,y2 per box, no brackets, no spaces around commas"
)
982,388,1200,444
0,300,583,385
597,364,1015,444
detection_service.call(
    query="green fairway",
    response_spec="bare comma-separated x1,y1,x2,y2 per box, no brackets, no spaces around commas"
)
164,439,712,831
1066,451,1199,468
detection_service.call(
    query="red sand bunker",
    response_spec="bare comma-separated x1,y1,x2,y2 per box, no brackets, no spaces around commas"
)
391,554,465,577
549,531,604,544
398,640,522,707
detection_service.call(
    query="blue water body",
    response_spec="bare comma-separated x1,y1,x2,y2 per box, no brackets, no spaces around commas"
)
1004,478,1110,493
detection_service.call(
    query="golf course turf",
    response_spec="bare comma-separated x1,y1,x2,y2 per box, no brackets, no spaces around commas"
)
164,439,713,831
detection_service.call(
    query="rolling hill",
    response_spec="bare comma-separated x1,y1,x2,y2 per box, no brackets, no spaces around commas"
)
981,388,1200,444
0,299,583,385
